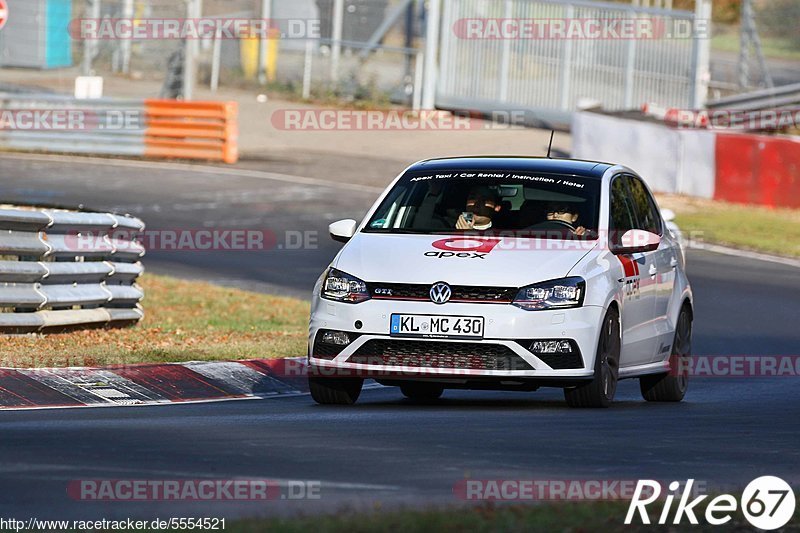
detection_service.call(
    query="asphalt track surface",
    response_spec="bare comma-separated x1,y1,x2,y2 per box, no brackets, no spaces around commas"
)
1,154,799,521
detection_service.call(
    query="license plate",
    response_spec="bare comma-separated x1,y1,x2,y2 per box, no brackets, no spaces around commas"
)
390,314,484,339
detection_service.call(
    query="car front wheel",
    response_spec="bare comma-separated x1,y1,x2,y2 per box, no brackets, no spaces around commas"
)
564,307,620,408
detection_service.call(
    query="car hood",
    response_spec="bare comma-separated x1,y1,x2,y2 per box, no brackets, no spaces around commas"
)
334,233,597,287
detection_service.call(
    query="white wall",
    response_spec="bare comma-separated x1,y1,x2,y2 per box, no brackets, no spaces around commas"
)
572,111,716,199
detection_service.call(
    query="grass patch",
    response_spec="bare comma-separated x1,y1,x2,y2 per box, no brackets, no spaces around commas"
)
657,194,800,258
712,32,800,61
228,500,800,532
0,274,309,368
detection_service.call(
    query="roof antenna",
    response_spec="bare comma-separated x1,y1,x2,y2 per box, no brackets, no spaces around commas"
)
546,130,555,159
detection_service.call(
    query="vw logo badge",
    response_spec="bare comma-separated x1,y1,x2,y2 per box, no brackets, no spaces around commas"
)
429,282,452,304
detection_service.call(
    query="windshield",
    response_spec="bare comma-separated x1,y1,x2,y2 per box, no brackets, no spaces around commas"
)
364,170,601,239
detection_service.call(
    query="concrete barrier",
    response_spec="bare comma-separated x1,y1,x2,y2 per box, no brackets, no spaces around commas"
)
573,111,800,208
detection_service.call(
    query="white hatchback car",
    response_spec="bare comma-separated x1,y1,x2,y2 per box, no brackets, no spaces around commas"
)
308,157,693,407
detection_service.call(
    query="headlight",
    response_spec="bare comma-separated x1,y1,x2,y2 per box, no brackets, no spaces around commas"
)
321,268,370,304
512,277,585,311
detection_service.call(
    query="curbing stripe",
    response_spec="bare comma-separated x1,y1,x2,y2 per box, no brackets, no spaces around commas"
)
184,361,299,396
0,358,309,411
0,369,83,408
113,364,242,402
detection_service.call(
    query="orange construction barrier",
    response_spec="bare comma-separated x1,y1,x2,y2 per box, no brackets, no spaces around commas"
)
143,100,239,164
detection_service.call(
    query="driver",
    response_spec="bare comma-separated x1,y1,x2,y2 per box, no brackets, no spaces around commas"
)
545,202,586,236
455,186,502,230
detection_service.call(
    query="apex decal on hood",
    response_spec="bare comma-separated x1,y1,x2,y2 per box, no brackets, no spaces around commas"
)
426,237,502,259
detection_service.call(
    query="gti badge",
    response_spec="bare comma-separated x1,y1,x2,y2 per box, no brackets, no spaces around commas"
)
429,282,452,304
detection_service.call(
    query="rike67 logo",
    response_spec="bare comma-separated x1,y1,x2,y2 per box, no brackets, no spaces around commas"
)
626,477,796,530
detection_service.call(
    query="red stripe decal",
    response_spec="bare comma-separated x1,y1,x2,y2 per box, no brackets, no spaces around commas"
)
618,255,637,278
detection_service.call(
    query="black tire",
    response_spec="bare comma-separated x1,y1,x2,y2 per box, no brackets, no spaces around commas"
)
640,305,692,402
309,377,363,405
400,383,444,403
564,307,621,408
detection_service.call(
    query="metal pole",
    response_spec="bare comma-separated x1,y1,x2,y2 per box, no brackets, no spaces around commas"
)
183,0,203,100
82,0,101,76
421,0,441,110
499,0,512,102
412,51,424,111
623,36,637,108
330,0,344,84
559,4,574,110
302,40,314,100
258,0,272,85
690,0,711,109
210,25,221,92
744,0,774,89
120,0,134,74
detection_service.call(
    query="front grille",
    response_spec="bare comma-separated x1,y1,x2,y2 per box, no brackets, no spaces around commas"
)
348,339,534,371
312,330,362,360
368,283,517,303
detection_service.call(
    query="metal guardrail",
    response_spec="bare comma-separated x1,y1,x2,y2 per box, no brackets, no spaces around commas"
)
0,94,238,163
706,82,800,112
0,206,145,332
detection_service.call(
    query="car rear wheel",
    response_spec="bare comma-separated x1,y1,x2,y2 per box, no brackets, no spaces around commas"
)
400,383,444,403
640,305,691,402
564,307,620,408
309,377,363,405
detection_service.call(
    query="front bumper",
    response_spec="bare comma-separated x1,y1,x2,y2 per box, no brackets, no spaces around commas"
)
308,297,604,380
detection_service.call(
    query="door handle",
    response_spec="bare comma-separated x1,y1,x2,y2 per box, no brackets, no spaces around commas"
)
648,264,658,278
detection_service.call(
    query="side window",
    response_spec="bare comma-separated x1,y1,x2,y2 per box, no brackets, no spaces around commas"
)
626,177,662,235
609,176,637,247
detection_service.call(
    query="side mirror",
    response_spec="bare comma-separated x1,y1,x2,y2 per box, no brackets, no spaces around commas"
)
613,229,661,255
329,219,357,243
661,208,676,223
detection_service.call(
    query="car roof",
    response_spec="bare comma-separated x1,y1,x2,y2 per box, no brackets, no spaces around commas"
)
409,156,614,179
